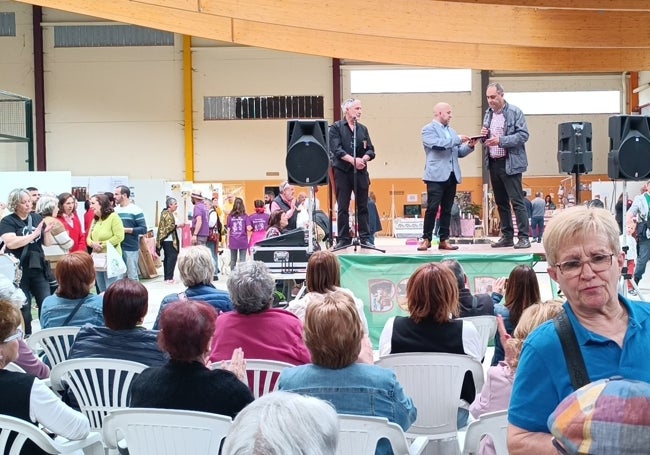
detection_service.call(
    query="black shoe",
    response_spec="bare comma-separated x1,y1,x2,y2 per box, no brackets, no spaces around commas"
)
491,237,514,248
513,238,531,249
333,240,352,250
360,240,375,248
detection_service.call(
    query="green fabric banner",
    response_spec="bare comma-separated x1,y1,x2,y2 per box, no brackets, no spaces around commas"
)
338,253,538,348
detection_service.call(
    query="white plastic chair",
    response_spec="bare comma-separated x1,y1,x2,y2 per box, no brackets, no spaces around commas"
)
0,414,104,455
27,326,81,367
460,316,497,360
4,362,26,373
461,410,508,455
211,358,294,398
376,353,485,451
50,358,147,431
103,408,233,455
337,415,428,455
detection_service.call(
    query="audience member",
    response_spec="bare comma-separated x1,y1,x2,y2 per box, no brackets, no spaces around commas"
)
620,221,638,296
209,261,310,365
154,246,232,329
379,262,481,428
442,258,494,317
57,192,86,252
114,185,147,281
280,291,416,455
626,181,650,286
0,299,90,449
68,278,165,366
37,195,74,277
190,190,209,246
470,301,563,455
206,197,222,280
156,197,181,283
227,197,248,271
86,193,125,292
0,188,54,333
270,181,298,230
129,300,254,418
544,195,556,211
507,206,650,454
40,251,104,328
0,276,49,378
265,210,288,238
368,191,382,245
221,391,339,455
248,199,269,252
26,186,40,211
490,264,540,365
287,250,368,332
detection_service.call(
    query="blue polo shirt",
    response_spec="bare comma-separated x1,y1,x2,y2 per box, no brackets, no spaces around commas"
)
509,297,650,433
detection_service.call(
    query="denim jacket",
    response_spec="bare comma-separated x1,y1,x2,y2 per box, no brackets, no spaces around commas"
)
279,363,417,455
491,302,513,366
483,101,529,175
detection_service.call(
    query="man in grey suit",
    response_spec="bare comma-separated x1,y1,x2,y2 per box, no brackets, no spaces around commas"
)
418,102,477,251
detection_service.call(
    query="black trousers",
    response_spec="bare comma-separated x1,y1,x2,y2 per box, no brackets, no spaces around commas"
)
489,159,530,240
334,168,370,241
422,174,457,241
161,241,179,281
20,268,51,335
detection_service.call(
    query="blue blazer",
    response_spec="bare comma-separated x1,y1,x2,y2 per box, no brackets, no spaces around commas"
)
421,120,474,183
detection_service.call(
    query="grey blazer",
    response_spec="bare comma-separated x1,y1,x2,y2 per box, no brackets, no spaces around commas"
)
421,120,474,183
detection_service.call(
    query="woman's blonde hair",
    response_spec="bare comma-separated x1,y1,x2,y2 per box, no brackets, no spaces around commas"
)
506,300,564,371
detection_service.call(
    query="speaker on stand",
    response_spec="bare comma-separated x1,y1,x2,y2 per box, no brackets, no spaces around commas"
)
557,122,593,204
286,120,330,253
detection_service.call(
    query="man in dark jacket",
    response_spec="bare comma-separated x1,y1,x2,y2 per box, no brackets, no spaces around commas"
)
441,259,494,317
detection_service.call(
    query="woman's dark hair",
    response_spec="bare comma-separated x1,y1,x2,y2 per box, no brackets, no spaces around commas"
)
268,210,284,229
103,279,148,330
55,252,96,299
91,193,114,220
504,264,541,327
231,197,246,217
57,192,75,214
158,300,216,362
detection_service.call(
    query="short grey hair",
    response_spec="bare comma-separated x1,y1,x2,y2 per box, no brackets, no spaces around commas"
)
7,188,30,213
487,82,505,94
36,195,58,217
165,197,177,208
227,261,275,314
341,97,360,113
177,246,215,287
221,391,339,455
0,276,27,309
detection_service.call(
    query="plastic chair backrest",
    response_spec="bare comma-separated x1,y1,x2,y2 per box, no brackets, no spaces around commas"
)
462,410,508,455
26,326,81,367
460,316,497,360
211,358,294,399
49,358,147,430
0,414,103,455
336,415,428,455
376,352,484,441
103,408,233,455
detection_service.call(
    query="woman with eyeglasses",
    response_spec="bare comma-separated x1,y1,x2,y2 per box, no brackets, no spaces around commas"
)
0,299,90,447
507,206,650,455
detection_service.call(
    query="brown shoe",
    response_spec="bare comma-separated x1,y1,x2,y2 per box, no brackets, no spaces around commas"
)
417,238,431,251
439,240,459,250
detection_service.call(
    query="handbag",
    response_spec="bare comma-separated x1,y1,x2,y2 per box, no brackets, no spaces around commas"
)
92,252,107,271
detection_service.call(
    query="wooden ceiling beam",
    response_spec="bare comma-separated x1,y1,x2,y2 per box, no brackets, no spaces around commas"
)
444,0,650,11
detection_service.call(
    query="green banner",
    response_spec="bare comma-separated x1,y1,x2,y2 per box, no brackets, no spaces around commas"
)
338,253,538,348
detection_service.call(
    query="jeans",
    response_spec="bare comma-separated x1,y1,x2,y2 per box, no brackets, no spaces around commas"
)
489,160,529,240
20,268,51,335
96,271,119,293
122,249,140,281
531,216,544,240
206,240,220,276
635,237,650,283
162,241,178,281
422,175,457,241
229,249,247,271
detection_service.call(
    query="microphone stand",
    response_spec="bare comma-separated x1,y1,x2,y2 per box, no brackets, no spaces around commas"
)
333,116,385,253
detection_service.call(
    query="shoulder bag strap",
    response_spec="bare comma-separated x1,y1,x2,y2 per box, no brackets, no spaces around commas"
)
553,309,590,390
62,295,90,326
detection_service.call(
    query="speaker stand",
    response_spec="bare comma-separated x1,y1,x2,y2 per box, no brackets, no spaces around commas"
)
574,171,582,205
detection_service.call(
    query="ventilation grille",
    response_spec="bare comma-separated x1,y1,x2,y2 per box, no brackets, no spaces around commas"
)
204,96,324,120
0,12,16,37
54,24,174,47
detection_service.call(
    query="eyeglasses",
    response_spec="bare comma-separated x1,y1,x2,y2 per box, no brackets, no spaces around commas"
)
554,253,614,277
3,327,23,343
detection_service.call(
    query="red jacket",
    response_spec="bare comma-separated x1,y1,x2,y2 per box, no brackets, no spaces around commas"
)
57,213,86,252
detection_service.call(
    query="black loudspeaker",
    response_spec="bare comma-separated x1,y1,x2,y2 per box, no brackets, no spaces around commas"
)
608,115,650,180
557,122,593,174
286,120,329,186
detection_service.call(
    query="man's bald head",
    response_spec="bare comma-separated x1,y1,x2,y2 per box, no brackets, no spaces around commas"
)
433,102,453,126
